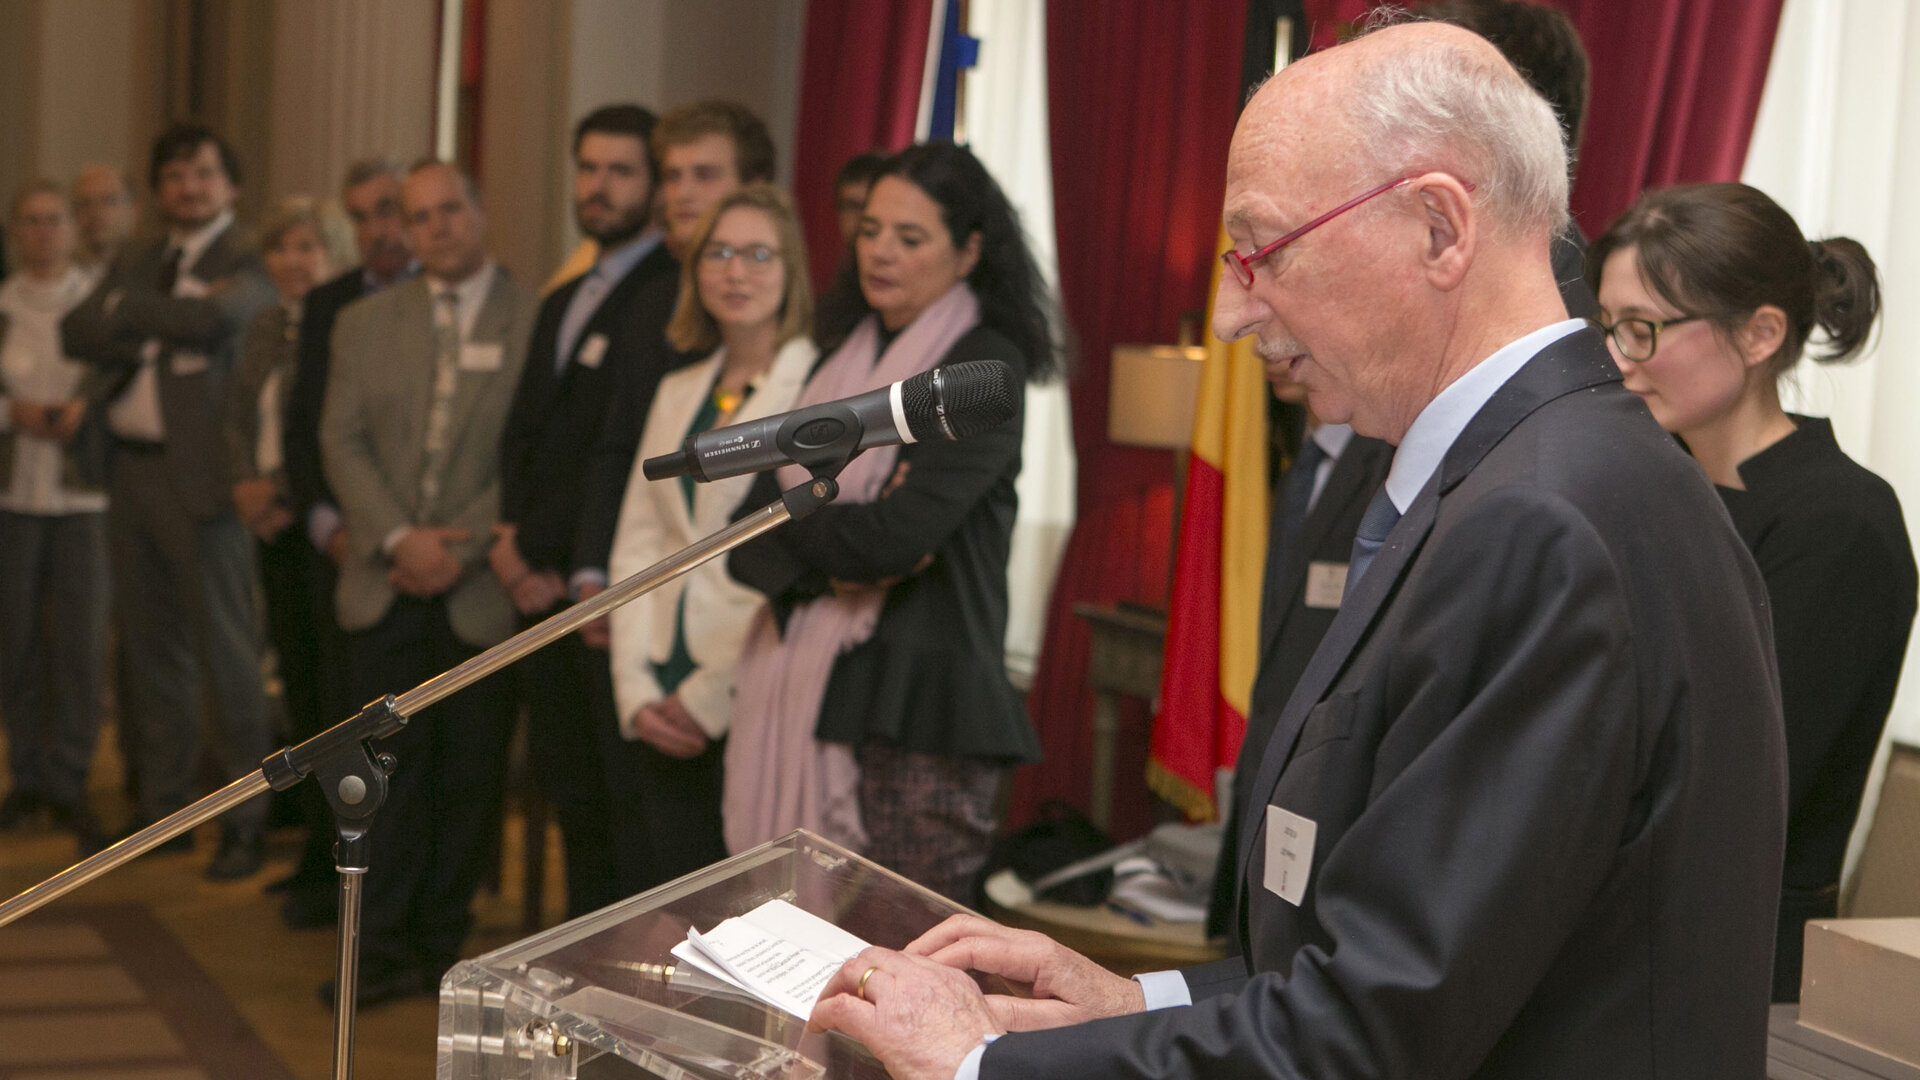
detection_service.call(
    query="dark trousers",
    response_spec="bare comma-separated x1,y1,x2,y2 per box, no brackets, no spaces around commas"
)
348,595,515,973
593,663,728,898
0,510,109,808
262,528,352,893
518,623,616,918
107,448,270,831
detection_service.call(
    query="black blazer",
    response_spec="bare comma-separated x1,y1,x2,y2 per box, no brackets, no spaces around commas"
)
1717,415,1916,998
1208,431,1393,943
728,325,1041,764
984,330,1785,1079
282,268,371,526
572,254,689,577
501,242,678,574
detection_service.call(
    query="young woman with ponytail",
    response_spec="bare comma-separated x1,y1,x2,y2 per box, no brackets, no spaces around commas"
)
1589,181,1917,1003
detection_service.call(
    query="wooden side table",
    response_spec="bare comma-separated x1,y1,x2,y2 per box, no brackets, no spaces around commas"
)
1073,603,1167,832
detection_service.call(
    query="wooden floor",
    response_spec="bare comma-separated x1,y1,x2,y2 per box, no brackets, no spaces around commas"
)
0,728,568,1080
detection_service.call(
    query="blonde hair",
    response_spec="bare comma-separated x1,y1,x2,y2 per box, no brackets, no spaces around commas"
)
260,196,355,274
666,184,813,354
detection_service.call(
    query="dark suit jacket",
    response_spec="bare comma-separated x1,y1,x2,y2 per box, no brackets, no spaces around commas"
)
728,326,1041,764
501,241,678,574
572,255,689,578
1208,431,1394,943
62,222,277,519
985,330,1786,1079
282,268,372,528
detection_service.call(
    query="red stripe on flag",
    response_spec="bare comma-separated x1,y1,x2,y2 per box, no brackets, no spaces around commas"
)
1150,454,1230,819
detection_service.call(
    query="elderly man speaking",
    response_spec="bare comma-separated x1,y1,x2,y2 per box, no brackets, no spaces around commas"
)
806,20,1786,1080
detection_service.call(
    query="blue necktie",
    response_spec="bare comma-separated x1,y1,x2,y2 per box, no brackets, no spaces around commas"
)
1345,487,1402,600
1273,436,1328,579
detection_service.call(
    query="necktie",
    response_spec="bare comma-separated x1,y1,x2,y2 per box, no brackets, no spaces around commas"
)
1344,486,1402,601
159,246,183,293
1274,436,1329,576
418,290,462,518
556,269,609,372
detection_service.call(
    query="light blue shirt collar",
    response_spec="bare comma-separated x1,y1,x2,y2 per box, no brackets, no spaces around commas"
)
591,229,663,283
1382,319,1586,513
1310,422,1355,460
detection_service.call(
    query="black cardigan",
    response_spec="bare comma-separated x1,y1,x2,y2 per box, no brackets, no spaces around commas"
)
728,324,1041,765
1717,415,1914,976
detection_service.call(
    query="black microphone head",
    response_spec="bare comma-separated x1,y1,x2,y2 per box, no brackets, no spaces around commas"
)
900,360,1019,442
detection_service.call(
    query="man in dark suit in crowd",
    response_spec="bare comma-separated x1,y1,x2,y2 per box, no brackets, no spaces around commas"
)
62,124,279,880
1209,0,1603,940
319,160,536,1006
567,100,774,898
274,156,417,928
807,23,1786,1080
491,103,677,918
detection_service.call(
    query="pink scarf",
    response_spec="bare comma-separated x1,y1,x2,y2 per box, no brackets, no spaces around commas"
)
724,283,982,853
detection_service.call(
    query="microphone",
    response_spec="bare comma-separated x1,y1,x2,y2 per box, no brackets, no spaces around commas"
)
643,359,1019,483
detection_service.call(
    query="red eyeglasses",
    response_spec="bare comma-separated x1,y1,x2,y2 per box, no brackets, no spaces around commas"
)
1221,175,1474,288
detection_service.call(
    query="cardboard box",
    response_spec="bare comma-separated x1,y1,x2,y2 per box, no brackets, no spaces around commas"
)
1800,919,1920,1068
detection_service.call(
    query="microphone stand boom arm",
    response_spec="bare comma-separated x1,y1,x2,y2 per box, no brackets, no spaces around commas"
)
0,471,844,1080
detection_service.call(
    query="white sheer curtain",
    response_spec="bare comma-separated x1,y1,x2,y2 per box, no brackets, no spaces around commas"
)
959,0,1078,683
1740,0,1920,884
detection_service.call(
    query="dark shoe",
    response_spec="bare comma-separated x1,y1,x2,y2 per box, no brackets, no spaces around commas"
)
0,790,46,830
280,887,339,930
318,960,431,1010
206,828,265,881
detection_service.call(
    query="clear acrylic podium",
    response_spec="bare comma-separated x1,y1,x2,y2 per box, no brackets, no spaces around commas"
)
437,830,984,1080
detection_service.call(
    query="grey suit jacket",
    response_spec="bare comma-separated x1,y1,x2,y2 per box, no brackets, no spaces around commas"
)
61,224,277,518
985,330,1786,1079
320,270,536,646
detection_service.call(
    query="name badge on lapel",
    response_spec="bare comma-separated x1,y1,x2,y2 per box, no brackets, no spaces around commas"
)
1263,804,1318,906
459,343,504,372
169,352,210,377
1304,561,1348,610
577,332,609,369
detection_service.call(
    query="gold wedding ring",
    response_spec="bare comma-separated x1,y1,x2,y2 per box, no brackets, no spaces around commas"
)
857,965,879,1001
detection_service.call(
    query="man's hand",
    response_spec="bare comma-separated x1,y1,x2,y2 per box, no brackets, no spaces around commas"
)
487,523,530,587
629,695,708,758
576,580,610,649
324,526,350,565
810,947,1004,1080
908,914,1146,1031
389,526,468,597
511,570,568,615
51,399,85,442
232,478,292,541
8,398,53,439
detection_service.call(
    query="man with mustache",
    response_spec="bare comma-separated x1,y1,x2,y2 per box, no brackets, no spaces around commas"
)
494,104,679,916
273,157,421,928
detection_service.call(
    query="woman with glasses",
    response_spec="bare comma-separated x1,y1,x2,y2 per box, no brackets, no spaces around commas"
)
726,142,1057,902
1589,181,1916,1002
604,184,818,892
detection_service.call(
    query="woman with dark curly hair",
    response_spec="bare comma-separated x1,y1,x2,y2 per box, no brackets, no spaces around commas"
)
1590,182,1916,1002
725,142,1057,901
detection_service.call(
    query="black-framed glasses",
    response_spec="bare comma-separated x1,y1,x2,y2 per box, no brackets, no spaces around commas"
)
701,243,781,268
1588,313,1717,362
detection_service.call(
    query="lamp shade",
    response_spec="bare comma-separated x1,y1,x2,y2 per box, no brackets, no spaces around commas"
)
1108,344,1207,449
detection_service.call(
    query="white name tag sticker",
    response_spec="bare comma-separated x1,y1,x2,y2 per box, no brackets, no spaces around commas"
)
459,343,504,372
1263,805,1318,907
577,332,609,369
1304,561,1348,609
169,353,210,377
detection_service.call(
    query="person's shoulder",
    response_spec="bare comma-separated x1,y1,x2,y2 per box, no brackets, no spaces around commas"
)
308,268,367,311
335,277,415,336
947,324,1023,366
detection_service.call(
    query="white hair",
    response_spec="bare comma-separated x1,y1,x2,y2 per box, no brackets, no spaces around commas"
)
1341,28,1570,240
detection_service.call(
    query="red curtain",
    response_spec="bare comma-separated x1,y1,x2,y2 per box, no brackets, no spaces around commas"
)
1010,0,1249,840
789,0,934,295
1299,0,1786,233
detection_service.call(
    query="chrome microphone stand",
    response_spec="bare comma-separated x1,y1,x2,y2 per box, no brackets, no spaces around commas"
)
0,474,842,1080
